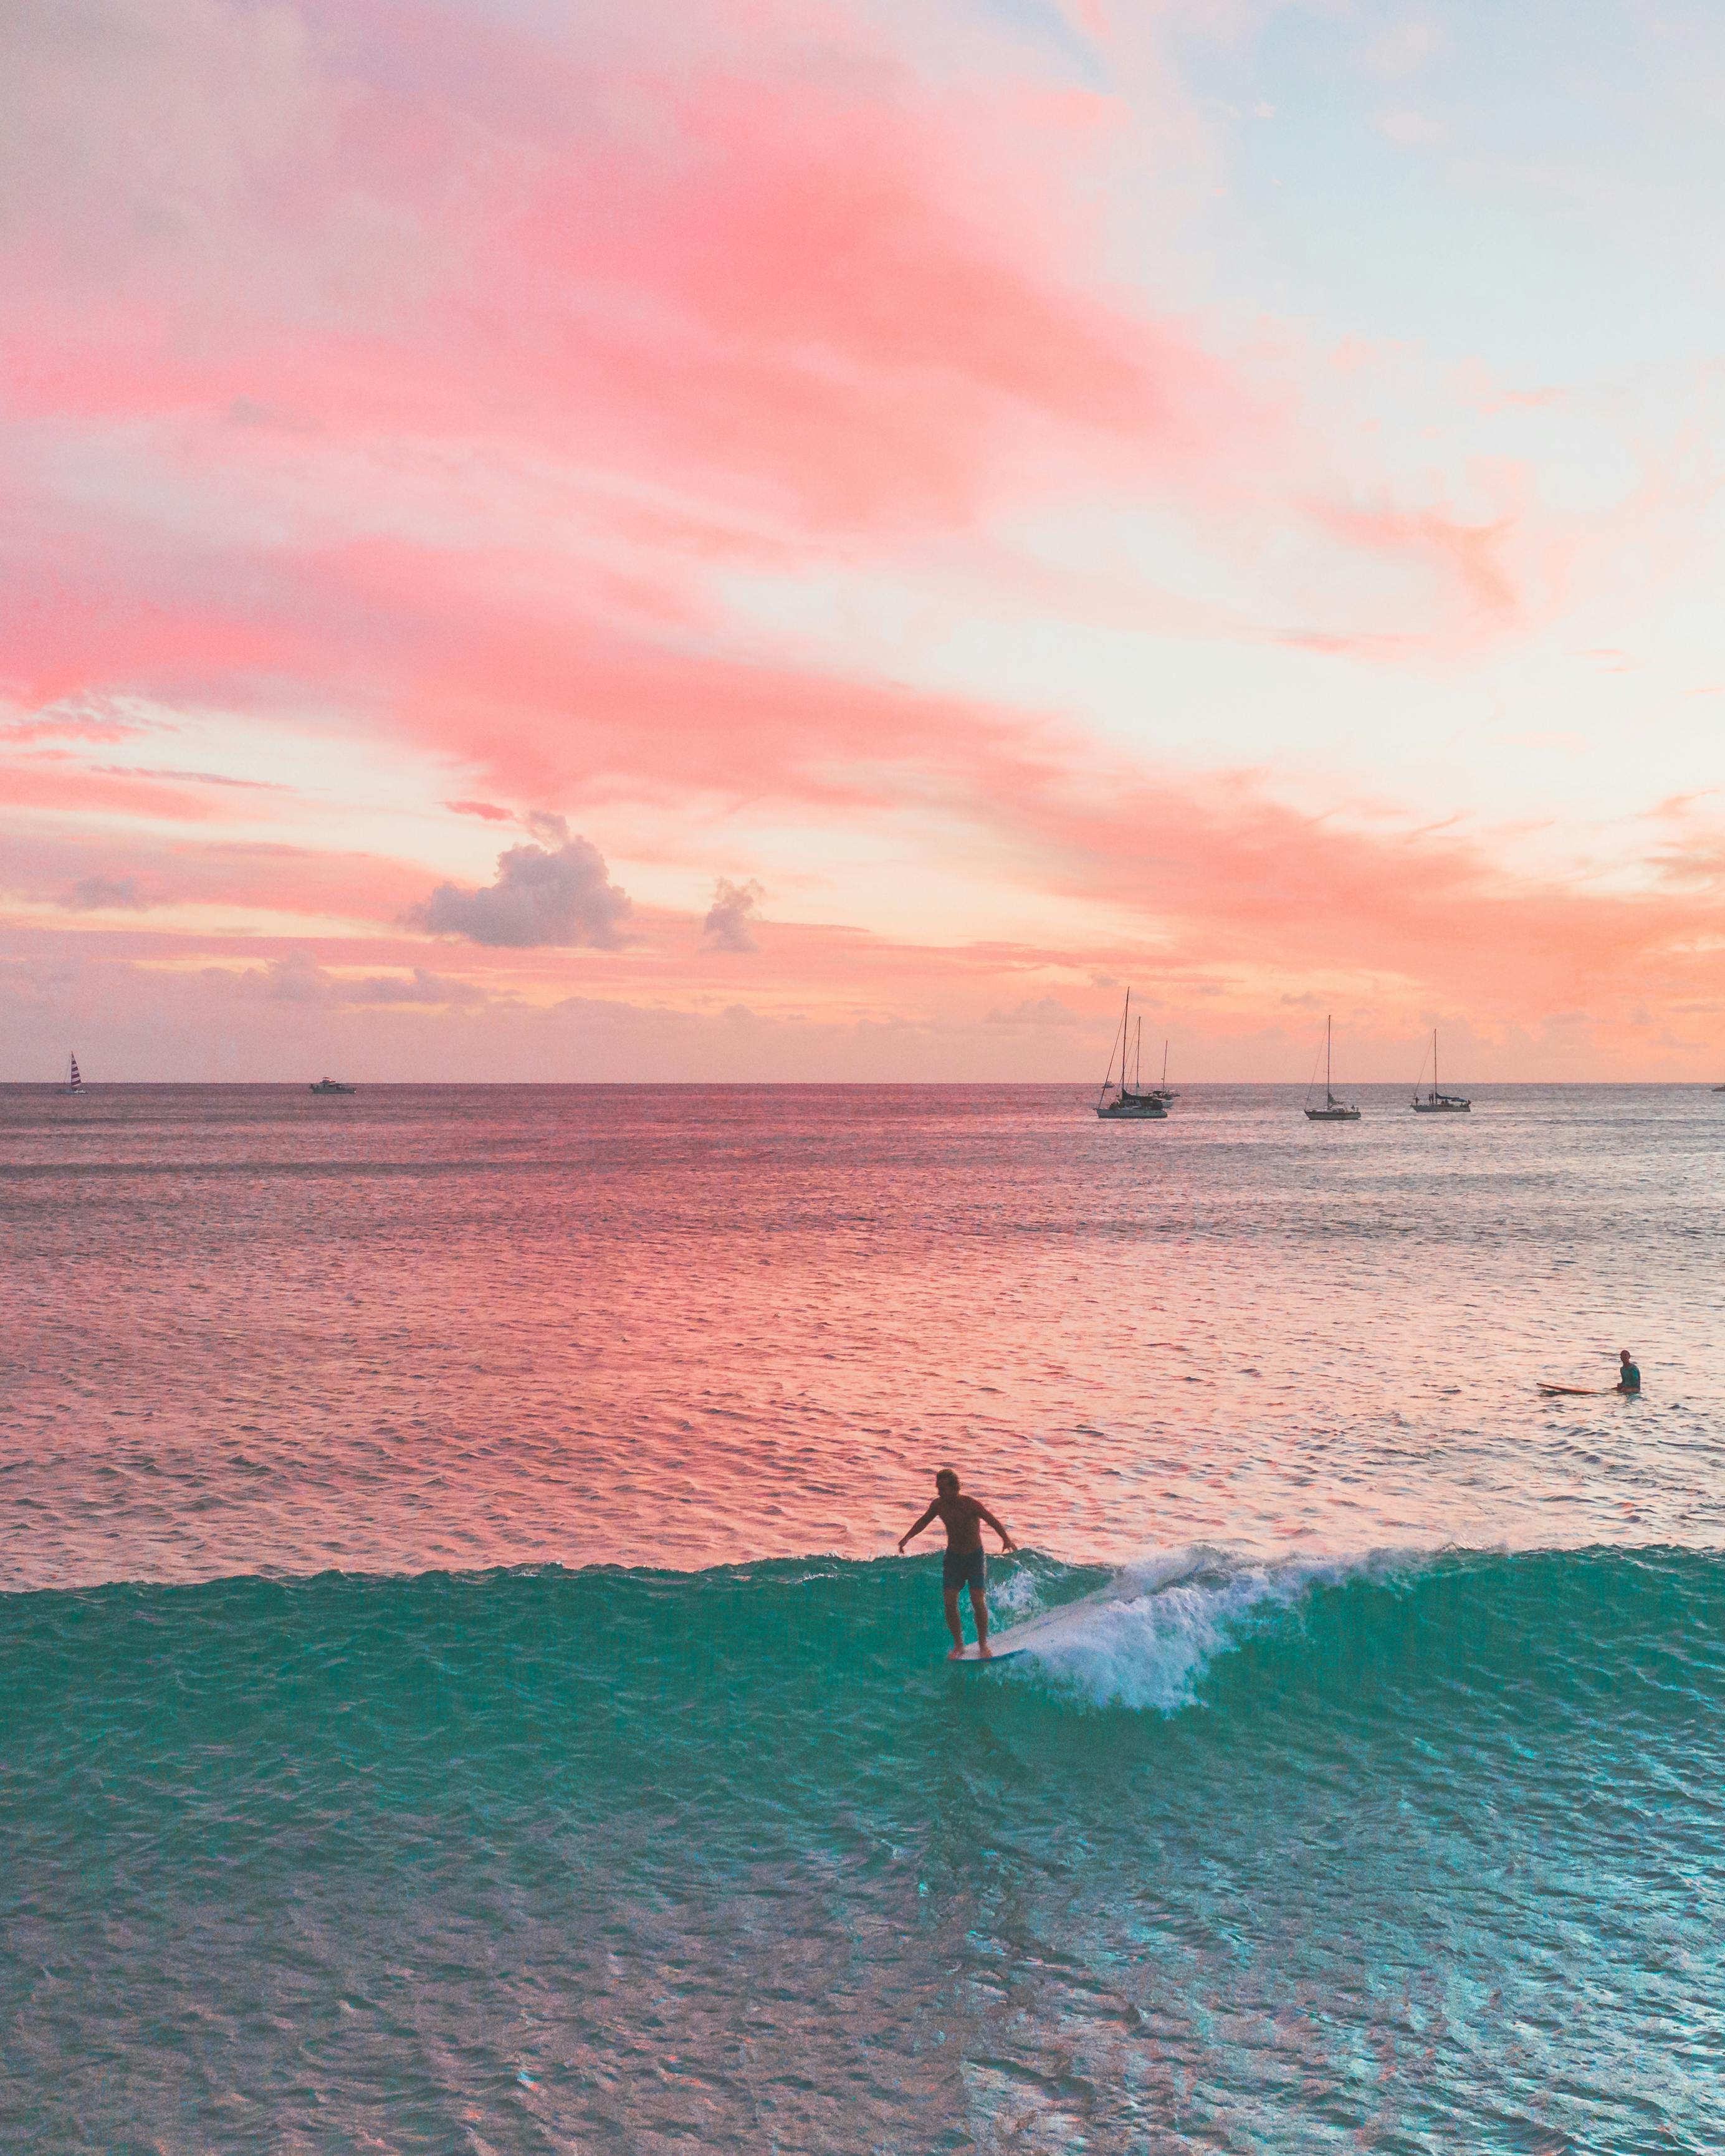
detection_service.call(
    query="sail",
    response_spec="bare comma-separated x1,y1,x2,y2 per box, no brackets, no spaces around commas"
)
1096,989,1168,1118
66,1052,83,1094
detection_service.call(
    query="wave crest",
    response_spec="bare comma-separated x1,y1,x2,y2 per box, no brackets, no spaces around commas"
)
991,1545,1423,1710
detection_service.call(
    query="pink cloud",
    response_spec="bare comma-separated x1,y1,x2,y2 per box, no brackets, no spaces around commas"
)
0,760,225,822
1308,500,1519,623
0,0,1703,1079
409,825,633,949
0,826,437,923
0,2,1252,517
0,0,1577,764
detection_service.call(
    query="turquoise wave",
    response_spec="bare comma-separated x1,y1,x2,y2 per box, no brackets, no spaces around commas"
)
4,1547,1723,2152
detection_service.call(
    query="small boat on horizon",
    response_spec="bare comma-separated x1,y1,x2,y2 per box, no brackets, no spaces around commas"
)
1304,1014,1360,1122
63,1051,84,1095
1096,991,1167,1120
1411,1029,1471,1114
1145,1037,1178,1107
309,1077,356,1095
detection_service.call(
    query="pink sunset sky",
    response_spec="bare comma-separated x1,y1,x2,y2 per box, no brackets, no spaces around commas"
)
4,0,1724,1081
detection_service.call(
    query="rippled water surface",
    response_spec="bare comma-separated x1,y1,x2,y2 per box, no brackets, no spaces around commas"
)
5,1082,1723,1582
3,1084,1723,2152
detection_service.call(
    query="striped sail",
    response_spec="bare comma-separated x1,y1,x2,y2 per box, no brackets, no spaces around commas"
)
65,1052,83,1094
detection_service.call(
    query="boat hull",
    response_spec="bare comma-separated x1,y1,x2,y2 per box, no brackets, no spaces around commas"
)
1412,1100,1470,1112
1094,990,1171,1120
1305,1107,1360,1122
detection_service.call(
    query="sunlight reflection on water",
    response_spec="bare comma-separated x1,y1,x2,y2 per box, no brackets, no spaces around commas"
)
3,1082,1721,1586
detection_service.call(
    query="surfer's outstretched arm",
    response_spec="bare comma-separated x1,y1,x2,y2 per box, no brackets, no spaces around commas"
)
898,1504,939,1553
976,1504,1018,1552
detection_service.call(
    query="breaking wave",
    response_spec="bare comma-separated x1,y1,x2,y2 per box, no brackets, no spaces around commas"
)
5,1545,1724,2152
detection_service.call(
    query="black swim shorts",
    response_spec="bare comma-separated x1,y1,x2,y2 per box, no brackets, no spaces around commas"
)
943,1547,987,1595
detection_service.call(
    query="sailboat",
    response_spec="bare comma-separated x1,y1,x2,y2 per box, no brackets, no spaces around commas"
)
1410,1029,1470,1113
1096,990,1167,1119
1144,1037,1178,1107
63,1051,84,1095
1304,1014,1360,1122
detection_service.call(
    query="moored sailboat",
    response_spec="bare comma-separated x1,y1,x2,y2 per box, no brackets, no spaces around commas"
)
1410,1029,1470,1113
1096,991,1167,1120
1304,1014,1360,1122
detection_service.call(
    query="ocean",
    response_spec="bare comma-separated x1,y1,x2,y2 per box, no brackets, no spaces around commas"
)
4,1083,1722,2151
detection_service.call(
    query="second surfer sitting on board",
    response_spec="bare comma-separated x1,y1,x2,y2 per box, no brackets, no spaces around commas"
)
898,1468,1018,1660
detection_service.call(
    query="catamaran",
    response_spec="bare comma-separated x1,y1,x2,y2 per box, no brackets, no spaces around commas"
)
1096,990,1167,1119
1304,1014,1360,1122
63,1051,84,1095
1410,1029,1470,1113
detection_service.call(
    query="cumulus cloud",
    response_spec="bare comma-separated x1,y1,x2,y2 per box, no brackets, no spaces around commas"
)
702,877,765,953
409,828,632,949
66,874,149,910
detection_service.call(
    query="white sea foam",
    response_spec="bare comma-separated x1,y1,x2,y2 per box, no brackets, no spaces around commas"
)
995,1545,1426,1712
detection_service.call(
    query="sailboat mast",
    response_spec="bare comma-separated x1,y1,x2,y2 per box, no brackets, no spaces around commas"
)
1432,1028,1438,1098
1326,1014,1332,1102
1134,1016,1142,1094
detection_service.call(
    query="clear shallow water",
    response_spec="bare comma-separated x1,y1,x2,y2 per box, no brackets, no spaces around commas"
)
3,1084,1724,2151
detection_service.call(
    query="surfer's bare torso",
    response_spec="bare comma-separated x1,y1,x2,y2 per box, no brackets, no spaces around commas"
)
907,1492,993,1554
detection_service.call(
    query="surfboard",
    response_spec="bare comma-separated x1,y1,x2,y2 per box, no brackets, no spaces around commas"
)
952,1559,1205,1664
952,1604,1074,1662
1538,1384,1603,1396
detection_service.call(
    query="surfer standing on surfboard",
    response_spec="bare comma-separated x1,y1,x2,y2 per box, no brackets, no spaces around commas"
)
897,1469,1018,1661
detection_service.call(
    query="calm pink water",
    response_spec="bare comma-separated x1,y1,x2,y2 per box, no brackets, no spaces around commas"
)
4,1082,1721,1588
